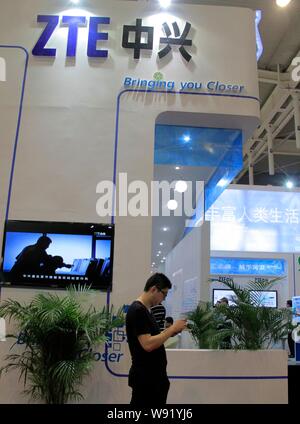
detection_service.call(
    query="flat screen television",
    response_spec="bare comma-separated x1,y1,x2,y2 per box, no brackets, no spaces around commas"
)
0,220,114,290
213,288,278,308
212,289,237,306
249,290,277,308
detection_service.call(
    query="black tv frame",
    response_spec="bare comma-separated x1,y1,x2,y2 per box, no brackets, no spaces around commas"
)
0,220,114,291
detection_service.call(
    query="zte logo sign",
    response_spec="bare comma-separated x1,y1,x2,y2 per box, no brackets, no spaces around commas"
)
32,15,110,57
0,57,6,82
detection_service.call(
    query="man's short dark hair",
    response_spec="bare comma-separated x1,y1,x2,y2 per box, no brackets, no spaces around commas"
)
287,299,292,307
144,273,172,292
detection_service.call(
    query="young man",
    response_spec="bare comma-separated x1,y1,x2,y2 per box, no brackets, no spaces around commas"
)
126,273,187,406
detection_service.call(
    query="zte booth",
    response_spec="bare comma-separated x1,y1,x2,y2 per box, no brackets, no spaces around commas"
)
0,0,299,406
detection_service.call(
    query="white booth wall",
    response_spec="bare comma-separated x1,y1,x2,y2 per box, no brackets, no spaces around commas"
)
0,1,284,404
0,1,259,309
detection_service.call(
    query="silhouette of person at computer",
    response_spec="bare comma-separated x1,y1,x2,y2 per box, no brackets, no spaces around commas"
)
10,235,53,276
40,256,72,275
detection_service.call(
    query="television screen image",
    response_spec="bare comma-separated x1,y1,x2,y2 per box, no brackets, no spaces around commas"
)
1,220,114,290
213,289,237,306
249,290,277,308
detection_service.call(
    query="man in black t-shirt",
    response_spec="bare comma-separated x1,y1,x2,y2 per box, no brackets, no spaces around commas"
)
126,273,187,406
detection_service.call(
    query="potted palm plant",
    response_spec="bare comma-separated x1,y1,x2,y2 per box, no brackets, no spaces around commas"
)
188,278,292,350
0,286,124,404
187,301,220,349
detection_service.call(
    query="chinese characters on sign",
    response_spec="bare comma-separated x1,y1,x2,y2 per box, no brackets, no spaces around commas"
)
158,21,192,62
32,15,193,61
206,205,300,224
122,19,192,61
208,189,300,253
210,257,286,276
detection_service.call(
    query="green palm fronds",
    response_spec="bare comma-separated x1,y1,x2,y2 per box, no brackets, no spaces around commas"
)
188,302,221,349
189,279,291,351
0,286,124,404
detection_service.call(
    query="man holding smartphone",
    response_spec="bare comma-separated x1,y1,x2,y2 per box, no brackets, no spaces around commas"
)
126,273,187,406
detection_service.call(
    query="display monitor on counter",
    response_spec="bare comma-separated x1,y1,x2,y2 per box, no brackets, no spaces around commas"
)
213,288,278,308
249,290,278,308
212,289,237,306
1,220,114,290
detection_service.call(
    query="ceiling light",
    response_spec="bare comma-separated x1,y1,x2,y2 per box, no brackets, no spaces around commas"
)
276,0,291,7
160,260,165,263
162,227,168,232
167,199,178,210
183,135,191,143
286,180,294,189
159,0,171,8
158,250,162,254
255,10,263,61
175,181,188,193
175,166,181,170
159,242,163,246
156,254,160,257
217,178,229,188
70,0,80,4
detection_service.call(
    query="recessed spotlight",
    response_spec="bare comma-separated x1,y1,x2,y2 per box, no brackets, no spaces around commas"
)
163,257,166,260
159,0,171,8
183,135,191,143
276,0,291,7
159,242,163,246
175,181,188,193
160,260,164,263
175,166,181,170
167,199,178,210
158,251,162,254
286,180,294,189
162,227,168,232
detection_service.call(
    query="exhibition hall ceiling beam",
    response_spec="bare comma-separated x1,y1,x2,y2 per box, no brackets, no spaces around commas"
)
235,48,300,183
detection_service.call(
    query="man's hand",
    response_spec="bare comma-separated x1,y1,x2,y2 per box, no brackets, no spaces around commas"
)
138,319,187,352
170,319,187,336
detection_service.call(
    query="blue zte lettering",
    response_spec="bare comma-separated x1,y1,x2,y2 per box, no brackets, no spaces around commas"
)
32,15,110,58
87,17,110,58
32,15,59,56
62,16,87,57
